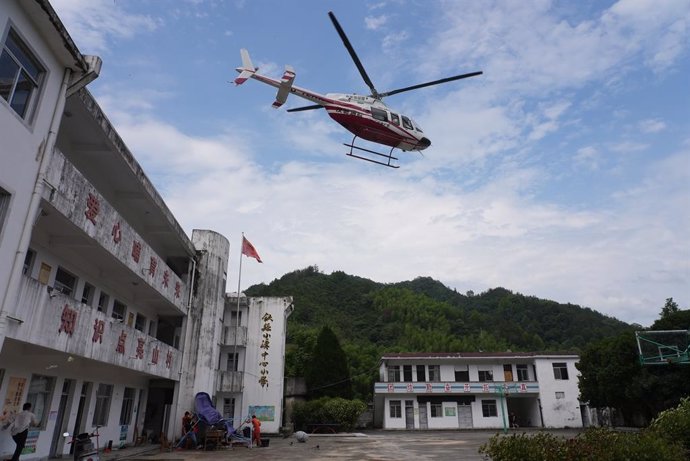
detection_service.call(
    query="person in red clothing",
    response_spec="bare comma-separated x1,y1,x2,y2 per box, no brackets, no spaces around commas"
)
251,415,261,447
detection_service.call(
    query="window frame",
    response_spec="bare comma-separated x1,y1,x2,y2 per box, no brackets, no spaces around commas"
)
112,300,126,322
0,27,46,122
430,402,442,418
516,364,529,381
92,383,113,427
428,365,440,382
54,266,77,297
370,107,388,122
81,282,95,307
387,365,400,382
119,387,135,425
481,399,498,418
22,248,35,276
478,370,494,382
134,313,147,332
552,362,569,380
389,400,402,418
27,374,55,429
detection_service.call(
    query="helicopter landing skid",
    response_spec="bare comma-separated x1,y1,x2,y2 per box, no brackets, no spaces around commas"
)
344,136,400,169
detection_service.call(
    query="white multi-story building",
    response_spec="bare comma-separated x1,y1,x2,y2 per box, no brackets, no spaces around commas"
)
374,352,583,430
0,1,291,459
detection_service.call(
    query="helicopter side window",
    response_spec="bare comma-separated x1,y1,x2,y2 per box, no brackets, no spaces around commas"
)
371,107,388,122
390,113,400,126
401,116,414,130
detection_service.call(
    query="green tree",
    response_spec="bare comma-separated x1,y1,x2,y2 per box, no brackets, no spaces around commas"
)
305,326,353,399
660,297,680,319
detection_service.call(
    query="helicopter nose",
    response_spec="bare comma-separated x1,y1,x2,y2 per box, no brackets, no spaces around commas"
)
418,137,431,149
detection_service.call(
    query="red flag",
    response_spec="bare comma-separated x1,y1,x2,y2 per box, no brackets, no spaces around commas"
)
241,236,262,263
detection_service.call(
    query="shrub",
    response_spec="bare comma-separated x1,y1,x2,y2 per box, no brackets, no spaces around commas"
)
291,397,367,432
649,397,690,454
479,428,685,461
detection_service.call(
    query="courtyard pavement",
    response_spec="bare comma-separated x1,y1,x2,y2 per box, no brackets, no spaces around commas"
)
102,429,585,461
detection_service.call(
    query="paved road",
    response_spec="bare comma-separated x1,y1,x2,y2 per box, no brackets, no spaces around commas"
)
116,429,584,461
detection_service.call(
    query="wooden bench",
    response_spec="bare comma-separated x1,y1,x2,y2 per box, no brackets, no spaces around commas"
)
306,423,340,434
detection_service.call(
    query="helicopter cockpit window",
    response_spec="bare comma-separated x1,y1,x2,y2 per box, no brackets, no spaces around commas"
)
415,123,423,133
390,113,400,126
401,116,414,130
371,107,388,122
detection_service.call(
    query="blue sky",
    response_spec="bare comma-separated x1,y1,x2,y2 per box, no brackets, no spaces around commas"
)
51,0,689,327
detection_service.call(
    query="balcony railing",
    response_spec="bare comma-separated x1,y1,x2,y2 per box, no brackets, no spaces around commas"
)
374,380,539,395
7,276,181,380
216,371,244,393
222,325,248,346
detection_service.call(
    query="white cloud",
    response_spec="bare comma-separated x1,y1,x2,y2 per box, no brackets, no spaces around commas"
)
638,118,667,133
51,0,161,53
365,15,388,30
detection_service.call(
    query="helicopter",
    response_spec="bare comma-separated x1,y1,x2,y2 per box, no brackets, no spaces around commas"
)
234,11,482,168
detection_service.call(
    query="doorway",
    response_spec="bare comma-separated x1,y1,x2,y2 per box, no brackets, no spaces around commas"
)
404,400,415,429
49,379,74,457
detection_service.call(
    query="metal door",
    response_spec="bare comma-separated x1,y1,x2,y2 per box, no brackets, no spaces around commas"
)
404,400,415,429
49,379,73,457
418,403,428,429
457,404,473,428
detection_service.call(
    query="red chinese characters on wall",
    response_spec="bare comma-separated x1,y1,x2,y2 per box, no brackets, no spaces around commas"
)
174,281,181,299
148,257,157,277
136,338,145,359
111,222,122,244
58,304,77,336
165,350,173,369
131,240,142,263
92,319,105,343
162,270,170,288
85,193,100,225
116,331,127,354
152,346,159,365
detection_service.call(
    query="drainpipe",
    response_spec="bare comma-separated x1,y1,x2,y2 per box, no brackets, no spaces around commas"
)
0,67,72,350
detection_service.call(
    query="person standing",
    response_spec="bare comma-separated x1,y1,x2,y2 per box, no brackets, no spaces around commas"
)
9,403,38,461
251,415,261,447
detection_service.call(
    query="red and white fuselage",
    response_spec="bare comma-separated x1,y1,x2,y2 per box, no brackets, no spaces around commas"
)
234,50,431,152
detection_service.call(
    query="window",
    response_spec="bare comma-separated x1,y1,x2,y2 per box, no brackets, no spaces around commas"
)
223,398,235,419
230,310,242,326
387,365,400,382
135,313,147,332
430,402,442,417
148,320,156,337
27,375,55,428
403,365,412,382
226,352,239,372
552,362,569,380
119,387,135,425
516,364,529,381
370,107,388,122
478,370,494,382
416,365,426,382
0,188,10,236
390,113,400,126
401,116,413,130
81,282,95,307
555,391,565,400
22,248,35,275
54,267,76,296
482,400,497,417
389,400,401,418
93,383,113,426
112,300,126,322
97,292,109,313
455,365,469,382
428,365,440,382
0,28,45,120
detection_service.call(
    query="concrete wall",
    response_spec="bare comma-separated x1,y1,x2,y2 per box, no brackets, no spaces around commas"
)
534,358,582,428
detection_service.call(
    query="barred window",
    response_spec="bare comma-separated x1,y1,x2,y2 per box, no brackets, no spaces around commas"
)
93,383,113,426
482,399,497,417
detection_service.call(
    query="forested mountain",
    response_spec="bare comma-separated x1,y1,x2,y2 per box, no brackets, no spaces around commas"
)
246,266,632,399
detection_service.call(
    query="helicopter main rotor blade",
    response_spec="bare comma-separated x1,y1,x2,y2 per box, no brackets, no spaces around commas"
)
378,71,483,98
328,11,380,99
286,104,324,112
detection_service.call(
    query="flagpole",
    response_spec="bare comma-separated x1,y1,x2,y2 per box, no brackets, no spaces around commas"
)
233,233,244,395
